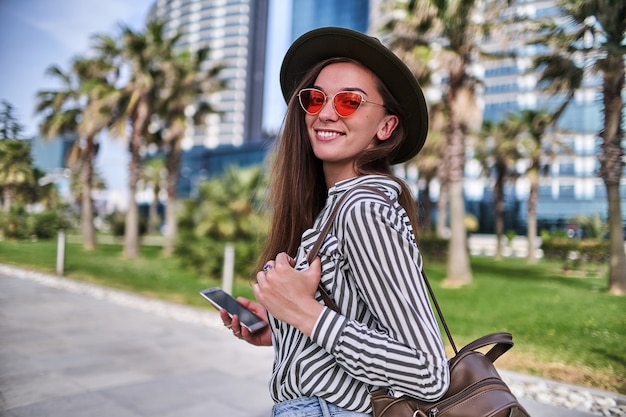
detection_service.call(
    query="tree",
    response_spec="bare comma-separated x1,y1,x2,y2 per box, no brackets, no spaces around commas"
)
176,166,268,277
151,46,225,255
414,103,446,236
139,157,166,235
525,0,625,293
381,31,445,236
384,0,501,285
476,118,523,259
506,109,569,263
108,21,181,258
68,165,106,218
0,100,24,139
561,0,626,294
0,139,35,213
36,54,117,250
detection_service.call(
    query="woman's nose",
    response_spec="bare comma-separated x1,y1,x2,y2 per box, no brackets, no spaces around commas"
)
317,97,338,120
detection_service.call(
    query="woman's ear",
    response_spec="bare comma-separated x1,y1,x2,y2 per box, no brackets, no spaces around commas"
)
376,115,399,141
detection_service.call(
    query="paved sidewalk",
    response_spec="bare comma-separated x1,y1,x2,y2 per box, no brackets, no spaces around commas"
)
0,264,609,417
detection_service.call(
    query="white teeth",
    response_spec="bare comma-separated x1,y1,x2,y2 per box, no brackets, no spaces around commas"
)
317,130,341,138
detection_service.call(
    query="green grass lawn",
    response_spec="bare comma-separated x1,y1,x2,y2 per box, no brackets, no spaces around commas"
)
1,238,624,394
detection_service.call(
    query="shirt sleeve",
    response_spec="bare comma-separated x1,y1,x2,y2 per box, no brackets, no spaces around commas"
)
309,198,450,401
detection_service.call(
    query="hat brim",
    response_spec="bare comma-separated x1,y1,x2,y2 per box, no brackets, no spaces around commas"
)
279,27,428,164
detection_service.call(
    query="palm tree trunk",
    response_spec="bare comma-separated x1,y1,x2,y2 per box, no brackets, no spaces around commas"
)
147,194,159,235
163,133,183,256
2,187,12,213
494,169,505,260
123,119,145,258
80,136,97,250
436,185,448,237
526,167,539,263
420,178,433,234
124,142,141,257
606,183,626,294
600,65,626,295
446,180,472,284
436,158,449,238
444,114,472,286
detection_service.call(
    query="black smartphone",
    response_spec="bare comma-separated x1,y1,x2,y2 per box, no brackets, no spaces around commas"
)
199,287,267,332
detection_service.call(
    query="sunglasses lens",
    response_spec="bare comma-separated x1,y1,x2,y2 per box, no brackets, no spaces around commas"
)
298,89,366,117
299,89,326,114
334,92,363,117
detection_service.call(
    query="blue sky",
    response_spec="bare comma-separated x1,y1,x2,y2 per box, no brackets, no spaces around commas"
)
0,0,289,195
0,0,154,193
0,0,155,136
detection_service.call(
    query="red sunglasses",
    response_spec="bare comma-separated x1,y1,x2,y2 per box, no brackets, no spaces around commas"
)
297,88,385,117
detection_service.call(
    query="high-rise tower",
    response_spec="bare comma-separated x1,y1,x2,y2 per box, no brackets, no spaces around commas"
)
149,0,268,148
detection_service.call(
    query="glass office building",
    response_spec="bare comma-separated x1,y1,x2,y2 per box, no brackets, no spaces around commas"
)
262,0,375,135
470,0,626,234
149,0,269,148
289,0,370,39
148,0,271,197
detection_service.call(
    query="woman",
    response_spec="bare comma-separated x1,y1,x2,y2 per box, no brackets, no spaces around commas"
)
220,27,450,416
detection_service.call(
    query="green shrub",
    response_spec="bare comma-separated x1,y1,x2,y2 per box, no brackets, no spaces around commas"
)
541,236,610,271
173,166,269,280
0,207,29,239
540,237,579,262
174,232,262,280
579,239,610,263
505,229,516,243
106,211,147,237
28,210,71,239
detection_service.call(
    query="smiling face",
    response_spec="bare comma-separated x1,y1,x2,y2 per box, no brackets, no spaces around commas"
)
304,61,399,185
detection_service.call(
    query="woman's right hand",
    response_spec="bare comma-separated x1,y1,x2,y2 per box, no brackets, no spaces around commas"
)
219,298,272,346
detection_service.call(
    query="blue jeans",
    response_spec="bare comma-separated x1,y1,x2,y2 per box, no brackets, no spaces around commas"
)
272,397,371,417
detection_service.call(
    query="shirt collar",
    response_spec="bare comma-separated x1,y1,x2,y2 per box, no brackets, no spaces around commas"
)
327,175,402,198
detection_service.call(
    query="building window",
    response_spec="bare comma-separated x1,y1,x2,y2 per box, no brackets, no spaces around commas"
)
559,185,575,199
559,162,575,176
538,185,552,198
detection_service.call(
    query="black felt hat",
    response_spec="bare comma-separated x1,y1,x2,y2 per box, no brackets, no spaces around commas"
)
280,26,428,164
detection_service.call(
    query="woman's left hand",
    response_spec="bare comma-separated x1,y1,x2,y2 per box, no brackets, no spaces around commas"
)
254,252,325,336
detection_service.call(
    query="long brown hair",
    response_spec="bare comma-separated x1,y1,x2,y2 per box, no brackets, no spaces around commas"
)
254,58,420,274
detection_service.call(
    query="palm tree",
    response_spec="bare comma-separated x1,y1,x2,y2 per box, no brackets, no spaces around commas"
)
196,166,267,240
176,165,268,277
476,118,523,259
523,0,625,292
68,166,106,216
0,100,24,139
381,31,445,236
108,21,181,258
36,55,117,250
506,109,561,263
0,139,35,213
384,0,502,285
151,46,225,256
557,0,626,294
415,103,446,235
139,157,166,235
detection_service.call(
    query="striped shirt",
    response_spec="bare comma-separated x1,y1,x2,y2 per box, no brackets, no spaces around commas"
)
268,175,450,413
